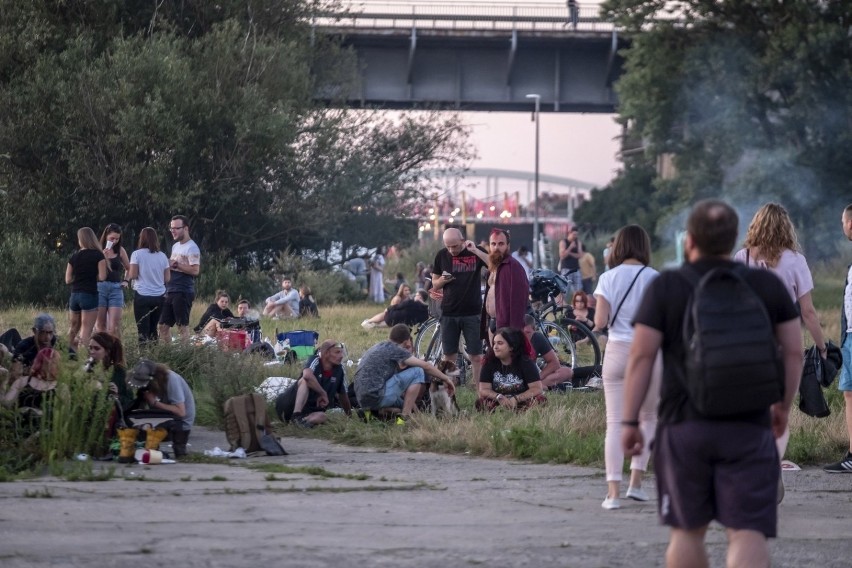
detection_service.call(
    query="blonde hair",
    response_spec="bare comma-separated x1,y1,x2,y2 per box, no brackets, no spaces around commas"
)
77,227,102,251
742,203,799,267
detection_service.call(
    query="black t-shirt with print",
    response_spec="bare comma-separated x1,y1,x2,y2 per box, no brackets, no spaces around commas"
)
432,247,486,317
480,357,541,395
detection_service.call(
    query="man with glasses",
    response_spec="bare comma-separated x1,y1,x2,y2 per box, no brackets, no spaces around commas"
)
10,313,57,379
277,339,352,428
432,228,490,386
158,215,201,342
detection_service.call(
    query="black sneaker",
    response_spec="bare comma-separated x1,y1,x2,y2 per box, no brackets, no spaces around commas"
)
823,452,852,473
294,417,314,429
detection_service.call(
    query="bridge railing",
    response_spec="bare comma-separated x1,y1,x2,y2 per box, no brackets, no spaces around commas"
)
315,1,614,32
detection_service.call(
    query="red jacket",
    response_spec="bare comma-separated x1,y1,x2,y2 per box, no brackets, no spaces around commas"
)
481,254,530,336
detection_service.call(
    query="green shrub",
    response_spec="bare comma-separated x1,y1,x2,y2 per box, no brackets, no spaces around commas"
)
298,269,362,305
0,233,67,308
195,254,274,307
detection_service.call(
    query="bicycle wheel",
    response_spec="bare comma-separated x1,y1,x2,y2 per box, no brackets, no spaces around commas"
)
414,318,439,359
541,320,601,369
555,318,602,368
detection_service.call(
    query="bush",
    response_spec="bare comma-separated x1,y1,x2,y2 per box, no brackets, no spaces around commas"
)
0,359,114,477
0,233,67,308
298,269,362,306
195,254,274,307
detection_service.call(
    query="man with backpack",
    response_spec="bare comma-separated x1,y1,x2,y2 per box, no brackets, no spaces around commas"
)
620,200,802,568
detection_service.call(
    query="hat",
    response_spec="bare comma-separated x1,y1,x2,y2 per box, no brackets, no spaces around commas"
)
129,359,157,388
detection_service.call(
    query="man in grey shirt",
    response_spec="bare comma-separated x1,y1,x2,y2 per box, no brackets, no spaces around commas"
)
355,324,455,417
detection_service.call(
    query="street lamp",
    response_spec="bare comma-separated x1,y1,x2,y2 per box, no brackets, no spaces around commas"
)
526,93,541,269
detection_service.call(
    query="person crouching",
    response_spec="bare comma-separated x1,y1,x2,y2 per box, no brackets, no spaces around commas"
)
126,359,196,459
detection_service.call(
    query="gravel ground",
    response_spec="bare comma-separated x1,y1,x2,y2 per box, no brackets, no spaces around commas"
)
1,426,851,567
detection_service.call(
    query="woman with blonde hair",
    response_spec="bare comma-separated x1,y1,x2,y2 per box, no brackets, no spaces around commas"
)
65,227,107,357
594,224,662,510
734,202,827,475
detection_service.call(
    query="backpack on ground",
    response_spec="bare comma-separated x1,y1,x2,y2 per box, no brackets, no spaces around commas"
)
224,393,286,455
680,264,784,417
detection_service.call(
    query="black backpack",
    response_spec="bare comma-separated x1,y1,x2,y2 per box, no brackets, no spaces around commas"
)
680,264,784,417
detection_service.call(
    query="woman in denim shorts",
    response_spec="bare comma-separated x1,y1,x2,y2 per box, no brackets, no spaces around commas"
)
95,223,131,337
65,227,106,356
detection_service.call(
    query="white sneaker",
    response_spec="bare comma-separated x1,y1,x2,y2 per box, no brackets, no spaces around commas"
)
585,376,604,389
361,320,375,330
601,497,620,510
626,487,650,502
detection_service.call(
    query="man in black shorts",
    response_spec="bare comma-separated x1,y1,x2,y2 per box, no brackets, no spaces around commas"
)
286,340,352,428
431,228,489,386
621,200,802,567
159,215,201,342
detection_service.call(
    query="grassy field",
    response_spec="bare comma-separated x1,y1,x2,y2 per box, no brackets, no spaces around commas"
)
2,270,849,476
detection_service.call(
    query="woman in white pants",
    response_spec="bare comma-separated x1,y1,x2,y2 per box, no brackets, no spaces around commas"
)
594,225,662,510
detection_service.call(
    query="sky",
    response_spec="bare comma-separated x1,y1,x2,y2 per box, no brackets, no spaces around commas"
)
465,111,622,192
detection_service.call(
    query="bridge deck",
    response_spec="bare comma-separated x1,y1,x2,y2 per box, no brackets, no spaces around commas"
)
314,1,613,32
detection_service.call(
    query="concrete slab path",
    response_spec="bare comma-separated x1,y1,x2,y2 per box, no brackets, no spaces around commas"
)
1,427,850,567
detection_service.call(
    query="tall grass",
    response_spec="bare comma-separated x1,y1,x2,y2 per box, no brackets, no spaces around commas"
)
2,260,852,476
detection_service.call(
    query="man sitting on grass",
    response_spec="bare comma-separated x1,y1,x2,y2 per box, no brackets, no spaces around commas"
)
263,276,300,319
284,339,352,428
354,324,456,421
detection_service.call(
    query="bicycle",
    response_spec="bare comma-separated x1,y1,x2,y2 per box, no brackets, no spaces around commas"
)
529,299,602,369
413,316,474,385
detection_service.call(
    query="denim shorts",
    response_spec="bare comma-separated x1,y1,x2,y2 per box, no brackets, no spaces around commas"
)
98,281,125,309
378,367,427,409
69,292,99,313
839,336,852,391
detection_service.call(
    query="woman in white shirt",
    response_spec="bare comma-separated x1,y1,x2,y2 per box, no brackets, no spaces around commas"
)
128,227,170,343
594,225,661,510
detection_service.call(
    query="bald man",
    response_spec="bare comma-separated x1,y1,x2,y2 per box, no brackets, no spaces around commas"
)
431,228,490,385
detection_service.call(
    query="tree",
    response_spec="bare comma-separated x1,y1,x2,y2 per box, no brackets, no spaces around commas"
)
0,1,471,267
596,0,852,257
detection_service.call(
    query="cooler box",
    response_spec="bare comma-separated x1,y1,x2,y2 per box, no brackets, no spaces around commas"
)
276,330,319,360
218,329,249,351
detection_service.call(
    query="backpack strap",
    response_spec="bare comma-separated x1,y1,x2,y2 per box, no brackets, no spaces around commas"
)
609,265,648,329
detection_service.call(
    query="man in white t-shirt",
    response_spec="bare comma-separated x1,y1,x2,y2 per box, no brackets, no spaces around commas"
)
158,215,201,342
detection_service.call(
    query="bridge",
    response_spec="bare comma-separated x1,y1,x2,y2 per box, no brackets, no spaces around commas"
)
313,2,629,112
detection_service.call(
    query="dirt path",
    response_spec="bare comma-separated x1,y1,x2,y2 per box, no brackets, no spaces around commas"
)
1,427,850,567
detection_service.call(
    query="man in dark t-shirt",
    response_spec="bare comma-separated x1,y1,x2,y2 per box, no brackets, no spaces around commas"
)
432,228,489,385
10,313,58,379
288,340,352,428
621,200,802,566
